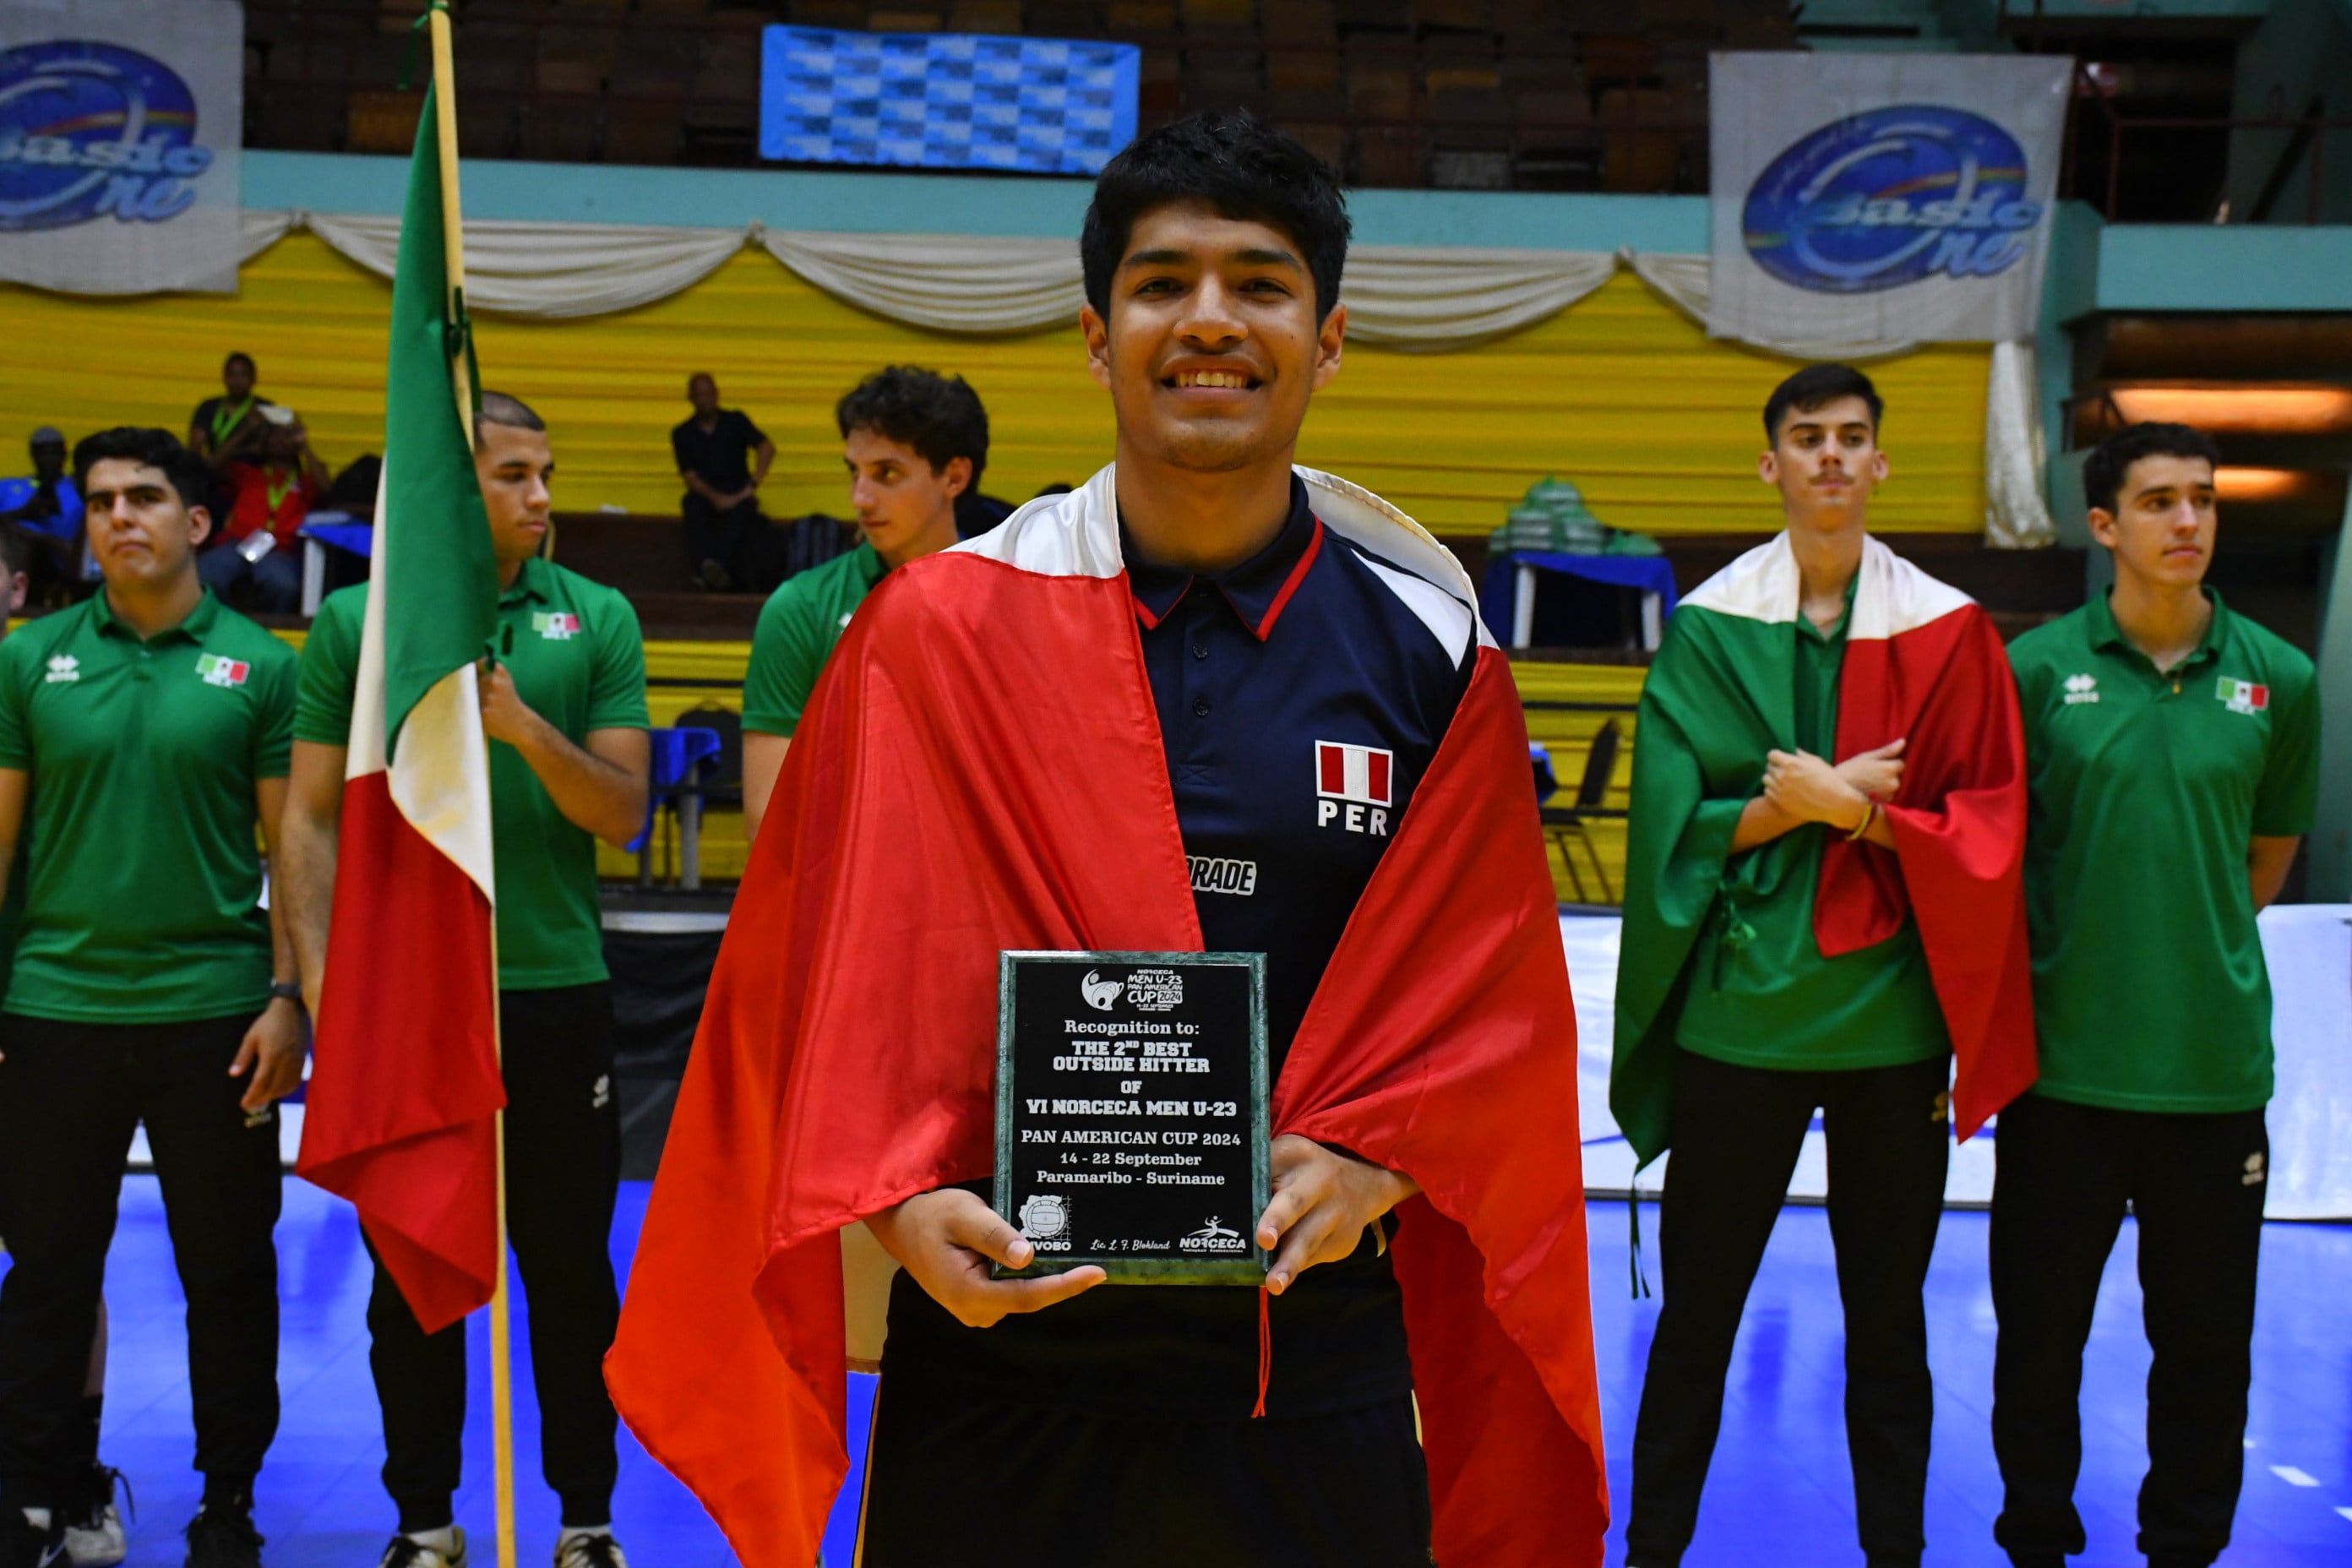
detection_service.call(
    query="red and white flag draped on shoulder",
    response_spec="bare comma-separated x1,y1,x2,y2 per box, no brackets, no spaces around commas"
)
1611,534,2037,1168
607,465,1609,1566
294,81,505,1336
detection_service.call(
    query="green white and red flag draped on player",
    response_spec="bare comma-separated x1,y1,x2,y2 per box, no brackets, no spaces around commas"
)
1613,533,2038,1166
295,79,506,1336
608,466,1610,1567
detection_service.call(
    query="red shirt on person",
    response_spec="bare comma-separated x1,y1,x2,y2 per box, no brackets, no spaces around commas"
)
220,460,320,548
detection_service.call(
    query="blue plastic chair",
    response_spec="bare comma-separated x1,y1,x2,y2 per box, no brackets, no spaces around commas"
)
629,726,723,888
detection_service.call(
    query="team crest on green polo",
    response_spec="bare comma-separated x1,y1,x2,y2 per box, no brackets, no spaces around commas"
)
532,611,581,640
2215,677,2268,716
196,653,250,689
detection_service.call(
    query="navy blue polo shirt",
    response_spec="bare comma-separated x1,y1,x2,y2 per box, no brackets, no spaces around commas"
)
883,478,1477,1418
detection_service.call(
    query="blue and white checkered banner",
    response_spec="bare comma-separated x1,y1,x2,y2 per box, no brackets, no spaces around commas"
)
1708,52,2072,346
760,26,1139,177
0,0,244,295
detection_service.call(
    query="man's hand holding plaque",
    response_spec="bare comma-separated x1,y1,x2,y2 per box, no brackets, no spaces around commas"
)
863,1190,1107,1329
1257,1135,1422,1297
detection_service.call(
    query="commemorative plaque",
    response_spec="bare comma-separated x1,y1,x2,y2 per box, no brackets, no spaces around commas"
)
993,950,1269,1284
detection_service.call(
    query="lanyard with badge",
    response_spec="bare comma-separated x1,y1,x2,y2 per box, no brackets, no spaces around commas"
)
210,396,255,448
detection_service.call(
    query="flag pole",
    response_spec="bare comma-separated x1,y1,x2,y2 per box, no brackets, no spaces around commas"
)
425,11,515,1568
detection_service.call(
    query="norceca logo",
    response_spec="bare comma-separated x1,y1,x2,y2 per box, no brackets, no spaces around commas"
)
1742,104,2043,294
0,41,214,232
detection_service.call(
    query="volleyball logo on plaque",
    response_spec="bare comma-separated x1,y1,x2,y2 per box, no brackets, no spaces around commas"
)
993,950,1269,1284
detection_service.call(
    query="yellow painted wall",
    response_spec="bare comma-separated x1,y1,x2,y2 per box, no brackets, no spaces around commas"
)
3,234,1989,538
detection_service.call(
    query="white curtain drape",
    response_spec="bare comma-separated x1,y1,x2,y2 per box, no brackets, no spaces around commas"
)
1338,246,1620,349
760,228,1084,335
1983,340,2056,549
1625,249,1919,362
237,208,1631,348
257,212,751,318
232,209,1970,360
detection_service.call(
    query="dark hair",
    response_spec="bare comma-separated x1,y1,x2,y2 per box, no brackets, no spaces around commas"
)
72,427,211,512
224,351,254,375
836,367,990,489
2083,422,2221,515
476,389,545,437
1763,363,1885,442
1081,109,1350,324
0,526,30,578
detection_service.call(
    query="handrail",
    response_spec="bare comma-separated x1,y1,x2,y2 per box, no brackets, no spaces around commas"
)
2068,62,2349,223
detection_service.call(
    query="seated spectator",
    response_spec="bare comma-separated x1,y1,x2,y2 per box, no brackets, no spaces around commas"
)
200,407,326,612
0,427,93,604
672,372,775,591
188,351,270,464
0,515,30,623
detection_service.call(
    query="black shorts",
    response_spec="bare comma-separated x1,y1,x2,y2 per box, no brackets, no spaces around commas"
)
857,1369,1433,1568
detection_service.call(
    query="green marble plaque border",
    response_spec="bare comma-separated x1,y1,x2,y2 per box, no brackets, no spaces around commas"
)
993,949,1271,1286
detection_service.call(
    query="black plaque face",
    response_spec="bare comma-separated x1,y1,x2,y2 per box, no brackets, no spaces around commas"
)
993,950,1270,1285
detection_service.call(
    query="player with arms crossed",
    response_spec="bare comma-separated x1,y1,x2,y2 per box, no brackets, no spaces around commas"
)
1614,366,2038,1568
609,112,1609,1568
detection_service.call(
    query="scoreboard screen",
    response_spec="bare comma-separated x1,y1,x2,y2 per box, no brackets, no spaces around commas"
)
760,26,1141,176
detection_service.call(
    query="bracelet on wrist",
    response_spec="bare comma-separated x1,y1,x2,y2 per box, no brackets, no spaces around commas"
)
1845,799,1878,841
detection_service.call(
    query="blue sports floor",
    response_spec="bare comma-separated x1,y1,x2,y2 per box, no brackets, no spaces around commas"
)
8,1178,2352,1566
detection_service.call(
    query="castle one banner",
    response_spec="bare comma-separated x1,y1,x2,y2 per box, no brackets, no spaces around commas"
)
1709,52,2072,346
0,0,243,296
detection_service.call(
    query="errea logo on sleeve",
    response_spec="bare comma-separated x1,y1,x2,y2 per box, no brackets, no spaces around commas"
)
2216,677,2269,716
196,654,250,689
532,611,581,640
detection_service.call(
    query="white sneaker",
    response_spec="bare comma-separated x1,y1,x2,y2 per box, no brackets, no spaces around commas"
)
61,1468,127,1568
375,1529,466,1568
58,1505,122,1568
553,1533,626,1568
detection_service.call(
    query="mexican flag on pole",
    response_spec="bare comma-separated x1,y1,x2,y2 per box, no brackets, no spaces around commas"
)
1611,533,2039,1168
296,72,504,1336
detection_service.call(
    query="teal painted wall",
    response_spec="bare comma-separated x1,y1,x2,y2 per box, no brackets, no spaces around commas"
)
2092,224,2352,312
2311,486,2352,899
241,150,1711,251
2226,0,2352,224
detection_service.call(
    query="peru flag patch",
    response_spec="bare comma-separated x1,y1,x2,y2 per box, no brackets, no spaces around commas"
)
1316,741,1393,807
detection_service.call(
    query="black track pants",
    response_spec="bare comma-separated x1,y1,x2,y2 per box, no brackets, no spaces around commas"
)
0,1013,282,1511
364,983,622,1532
1990,1092,2267,1568
1626,1048,1951,1568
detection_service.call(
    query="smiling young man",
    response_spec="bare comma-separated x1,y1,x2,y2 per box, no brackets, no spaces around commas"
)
278,395,649,1568
739,366,987,840
0,428,302,1568
1991,424,2319,1568
1614,365,2036,1568
610,112,1605,1568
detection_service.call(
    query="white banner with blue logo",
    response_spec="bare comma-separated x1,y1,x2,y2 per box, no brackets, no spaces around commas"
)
0,0,242,296
1708,52,2072,347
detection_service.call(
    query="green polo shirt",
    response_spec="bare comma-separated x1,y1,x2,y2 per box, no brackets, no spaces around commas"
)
0,591,295,1023
2009,591,2319,1113
742,542,886,737
297,558,650,991
1676,587,1951,1070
